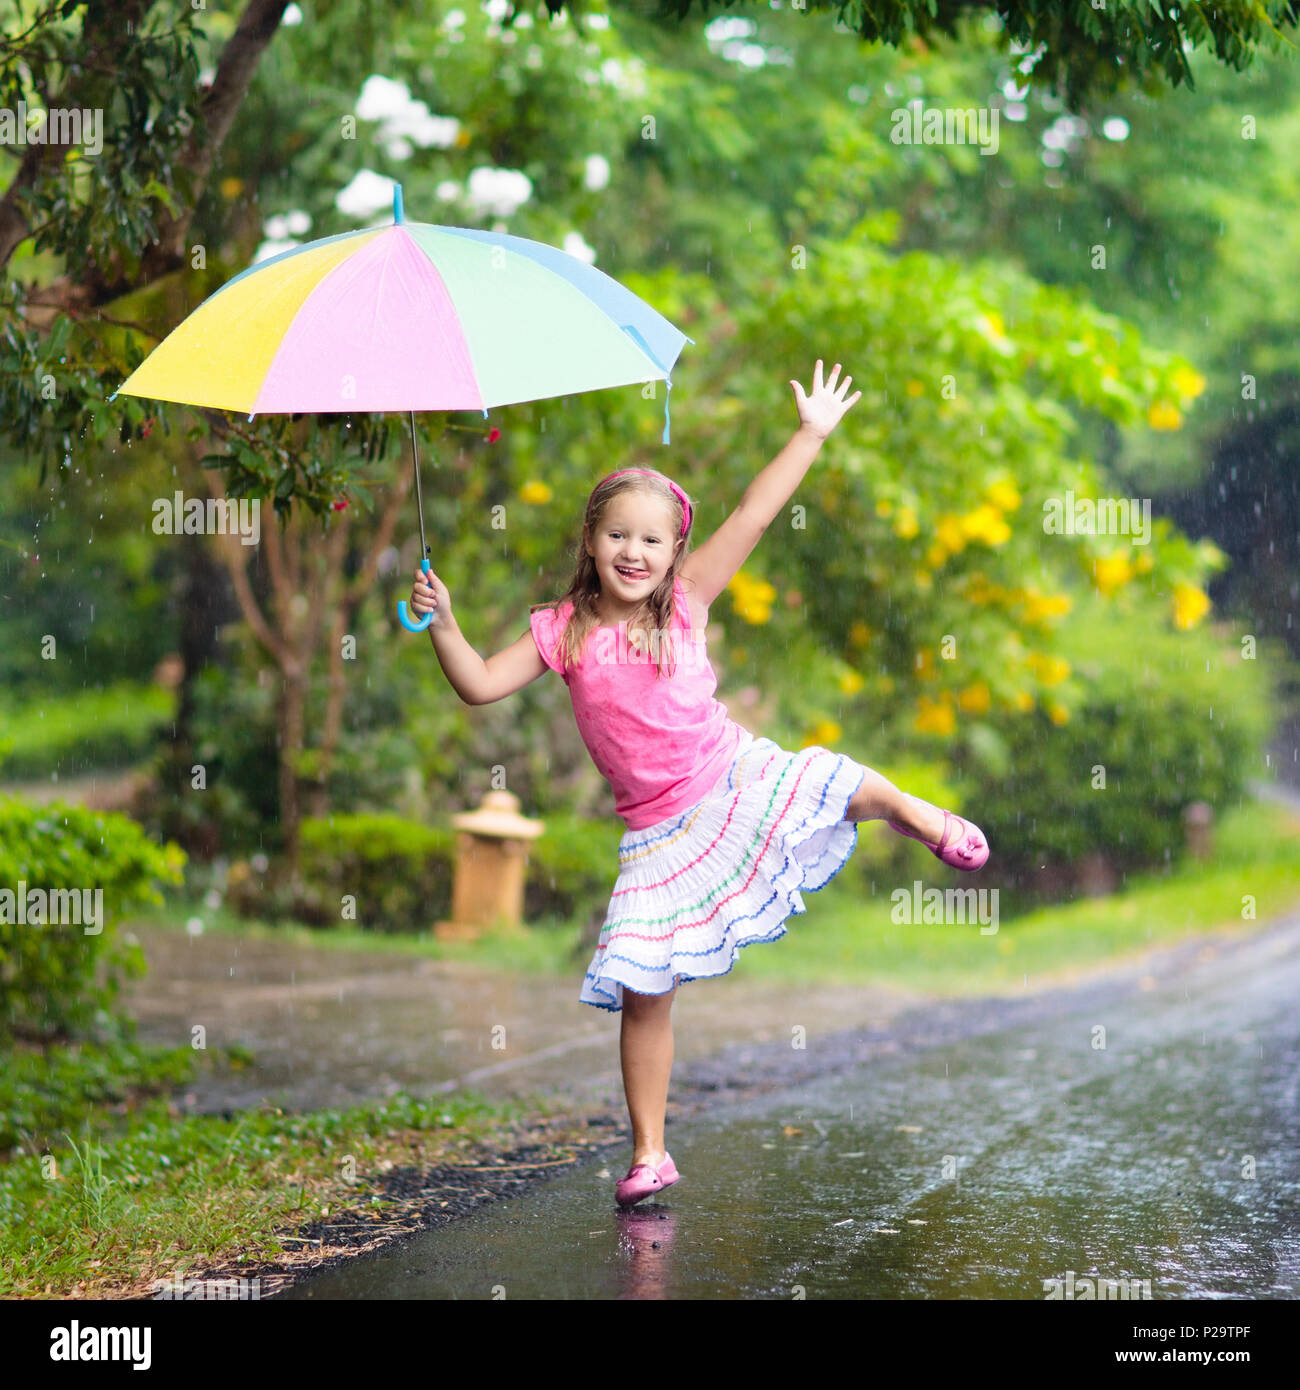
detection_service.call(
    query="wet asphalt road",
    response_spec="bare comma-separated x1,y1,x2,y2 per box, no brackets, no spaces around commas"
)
276,909,1300,1300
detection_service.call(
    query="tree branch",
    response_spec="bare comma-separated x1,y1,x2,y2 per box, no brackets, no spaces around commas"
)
97,0,294,304
0,0,291,307
206,463,291,669
344,461,414,609
0,0,151,268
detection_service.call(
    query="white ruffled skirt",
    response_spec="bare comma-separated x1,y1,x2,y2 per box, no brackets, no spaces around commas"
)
580,728,868,1012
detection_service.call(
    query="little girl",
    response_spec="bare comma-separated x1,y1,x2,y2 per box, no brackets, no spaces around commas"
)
410,360,989,1208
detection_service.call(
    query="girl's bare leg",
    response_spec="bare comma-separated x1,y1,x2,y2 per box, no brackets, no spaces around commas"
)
619,985,677,1168
841,766,949,843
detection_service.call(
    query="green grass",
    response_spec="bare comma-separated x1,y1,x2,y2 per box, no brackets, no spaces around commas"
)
730,795,1300,994
129,895,589,975
0,682,175,781
0,1083,550,1299
0,1037,215,1153
135,795,1300,998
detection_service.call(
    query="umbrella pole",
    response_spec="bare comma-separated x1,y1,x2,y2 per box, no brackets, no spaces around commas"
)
397,409,435,632
410,409,429,564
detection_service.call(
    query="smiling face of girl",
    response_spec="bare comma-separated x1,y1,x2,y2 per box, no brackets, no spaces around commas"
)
585,489,683,623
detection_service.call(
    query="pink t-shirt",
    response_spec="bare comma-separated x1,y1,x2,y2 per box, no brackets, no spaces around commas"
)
529,574,744,830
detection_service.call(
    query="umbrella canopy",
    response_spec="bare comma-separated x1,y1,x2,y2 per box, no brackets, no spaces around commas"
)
112,184,691,441
112,182,694,631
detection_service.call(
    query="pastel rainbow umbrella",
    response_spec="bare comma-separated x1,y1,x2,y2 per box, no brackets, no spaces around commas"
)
112,182,693,631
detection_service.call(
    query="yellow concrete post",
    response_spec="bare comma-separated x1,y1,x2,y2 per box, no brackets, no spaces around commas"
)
434,790,544,940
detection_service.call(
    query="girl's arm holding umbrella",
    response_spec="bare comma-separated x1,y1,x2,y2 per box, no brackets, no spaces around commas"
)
410,567,547,704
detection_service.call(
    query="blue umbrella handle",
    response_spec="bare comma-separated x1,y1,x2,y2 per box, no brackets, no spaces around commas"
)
398,556,435,633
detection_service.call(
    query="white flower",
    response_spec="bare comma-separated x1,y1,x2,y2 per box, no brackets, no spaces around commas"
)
704,17,756,41
563,230,596,264
336,170,398,218
356,74,413,122
465,167,533,217
584,154,610,191
355,74,461,150
262,209,311,239
252,238,300,263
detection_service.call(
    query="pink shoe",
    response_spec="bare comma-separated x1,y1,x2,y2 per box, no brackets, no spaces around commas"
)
889,801,989,872
615,1153,680,1207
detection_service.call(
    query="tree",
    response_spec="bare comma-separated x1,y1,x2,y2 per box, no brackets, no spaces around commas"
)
0,0,1282,894
637,0,1299,106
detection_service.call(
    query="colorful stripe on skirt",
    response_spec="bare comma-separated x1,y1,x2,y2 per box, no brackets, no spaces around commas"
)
580,729,868,1012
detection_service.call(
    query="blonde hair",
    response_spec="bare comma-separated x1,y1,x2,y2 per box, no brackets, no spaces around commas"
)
529,469,694,681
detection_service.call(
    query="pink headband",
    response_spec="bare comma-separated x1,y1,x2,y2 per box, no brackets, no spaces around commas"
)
601,469,693,536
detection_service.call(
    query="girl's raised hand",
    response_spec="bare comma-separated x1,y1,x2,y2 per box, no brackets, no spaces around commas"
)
790,359,862,440
410,566,453,630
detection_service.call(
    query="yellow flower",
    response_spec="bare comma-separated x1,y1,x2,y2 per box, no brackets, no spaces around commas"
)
985,478,1022,512
925,541,949,568
963,572,1004,606
913,693,956,736
1046,701,1070,726
219,176,245,199
975,311,1014,355
959,504,1011,546
729,570,776,623
1101,362,1119,379
519,480,553,504
1172,582,1211,630
935,513,966,554
1043,657,1072,685
893,505,919,539
875,498,894,517
729,572,776,604
838,669,865,695
1021,591,1073,624
958,681,991,714
1093,549,1133,596
1171,365,1207,400
733,599,772,624
1133,550,1154,574
914,569,933,591
1010,689,1035,712
914,647,936,680
1147,400,1183,430
1026,652,1071,685
800,719,843,748
848,620,873,647
905,379,924,397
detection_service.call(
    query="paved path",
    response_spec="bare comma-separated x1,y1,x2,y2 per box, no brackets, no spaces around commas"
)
275,906,1300,1299
121,921,920,1119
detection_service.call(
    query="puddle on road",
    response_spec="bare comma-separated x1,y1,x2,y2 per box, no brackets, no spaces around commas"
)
277,923,1300,1299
